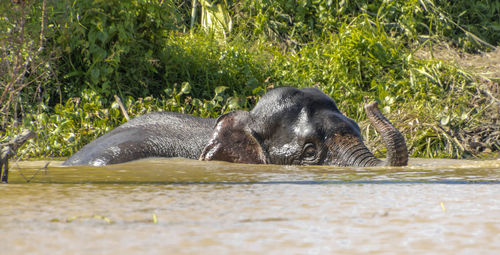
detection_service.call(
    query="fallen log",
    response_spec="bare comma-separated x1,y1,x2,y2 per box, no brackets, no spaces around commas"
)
1,130,35,183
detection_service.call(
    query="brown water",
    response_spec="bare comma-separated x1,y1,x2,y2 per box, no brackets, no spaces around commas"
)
1,158,500,254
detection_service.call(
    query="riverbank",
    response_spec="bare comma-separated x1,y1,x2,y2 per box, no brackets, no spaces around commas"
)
363,44,500,159
1,0,499,160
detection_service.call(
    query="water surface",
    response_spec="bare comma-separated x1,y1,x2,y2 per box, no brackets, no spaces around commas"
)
1,158,499,254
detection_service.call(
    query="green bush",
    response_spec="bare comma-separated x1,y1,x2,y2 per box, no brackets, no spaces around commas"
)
44,0,268,105
231,0,499,51
53,0,183,100
1,0,499,159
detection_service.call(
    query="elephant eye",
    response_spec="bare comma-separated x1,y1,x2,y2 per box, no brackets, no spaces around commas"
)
301,143,317,162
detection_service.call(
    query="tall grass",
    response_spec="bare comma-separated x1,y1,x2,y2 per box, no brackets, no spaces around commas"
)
1,0,499,159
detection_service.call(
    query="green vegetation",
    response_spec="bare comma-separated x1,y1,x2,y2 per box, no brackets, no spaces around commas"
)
1,0,499,160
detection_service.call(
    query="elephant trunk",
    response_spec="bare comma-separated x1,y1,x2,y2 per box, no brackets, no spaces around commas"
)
325,133,381,167
364,102,408,166
325,102,407,167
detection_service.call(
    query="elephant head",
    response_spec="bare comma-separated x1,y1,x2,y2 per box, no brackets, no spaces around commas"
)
200,87,408,166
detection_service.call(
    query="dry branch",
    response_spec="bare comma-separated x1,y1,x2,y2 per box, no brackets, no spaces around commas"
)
114,95,130,121
0,130,35,183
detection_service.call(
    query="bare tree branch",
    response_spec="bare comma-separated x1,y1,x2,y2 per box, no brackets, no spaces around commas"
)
1,130,35,183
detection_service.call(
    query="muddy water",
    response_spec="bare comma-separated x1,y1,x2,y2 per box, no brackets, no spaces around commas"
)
1,158,500,254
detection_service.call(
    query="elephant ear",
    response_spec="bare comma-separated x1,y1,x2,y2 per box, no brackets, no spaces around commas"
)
199,110,268,164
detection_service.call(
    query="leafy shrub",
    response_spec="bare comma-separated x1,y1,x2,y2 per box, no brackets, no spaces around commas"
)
52,0,183,100
1,0,498,159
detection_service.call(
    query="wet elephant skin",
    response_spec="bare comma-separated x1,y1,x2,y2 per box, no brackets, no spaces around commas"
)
64,87,407,166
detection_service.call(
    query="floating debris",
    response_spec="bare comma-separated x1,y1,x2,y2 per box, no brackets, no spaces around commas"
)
66,214,113,224
152,213,158,224
441,201,446,212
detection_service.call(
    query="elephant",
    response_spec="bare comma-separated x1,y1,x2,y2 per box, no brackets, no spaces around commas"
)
63,87,408,167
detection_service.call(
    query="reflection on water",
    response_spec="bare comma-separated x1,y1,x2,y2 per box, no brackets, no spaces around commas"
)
1,158,500,254
7,158,500,184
